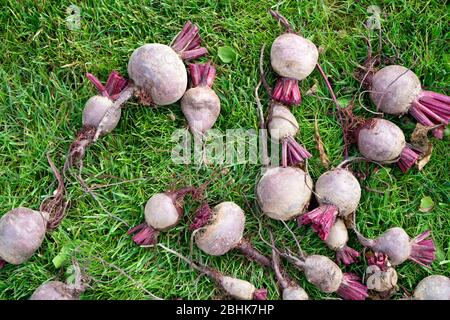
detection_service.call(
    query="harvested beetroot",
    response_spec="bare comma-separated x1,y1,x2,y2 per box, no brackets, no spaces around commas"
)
158,243,267,300
30,281,82,300
268,102,311,167
256,166,313,221
324,219,360,266
364,252,398,298
355,227,436,267
298,167,360,240
270,232,308,300
128,21,207,106
64,71,130,171
369,65,449,139
280,249,367,300
413,275,450,300
356,118,421,173
268,10,318,105
191,202,271,268
0,208,48,266
181,62,220,136
0,156,66,268
128,186,199,246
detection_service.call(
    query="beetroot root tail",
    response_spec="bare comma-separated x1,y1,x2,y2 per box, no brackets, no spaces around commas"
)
236,238,272,269
127,223,160,246
335,245,360,266
297,204,339,240
337,273,368,300
397,146,421,173
409,230,436,267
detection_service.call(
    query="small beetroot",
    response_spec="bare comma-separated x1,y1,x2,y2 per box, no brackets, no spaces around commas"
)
191,202,271,268
355,227,436,267
298,167,361,240
268,102,311,167
256,166,313,221
324,219,360,266
181,62,220,136
158,243,267,300
280,250,367,300
128,186,199,246
270,232,308,300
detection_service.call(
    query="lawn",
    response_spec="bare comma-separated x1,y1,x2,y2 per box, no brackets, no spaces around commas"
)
0,0,448,300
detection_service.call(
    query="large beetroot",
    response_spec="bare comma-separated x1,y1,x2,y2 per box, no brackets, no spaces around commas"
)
128,21,207,106
268,10,318,106
0,156,66,268
356,118,421,173
256,166,313,221
190,201,271,268
369,65,449,139
413,275,450,300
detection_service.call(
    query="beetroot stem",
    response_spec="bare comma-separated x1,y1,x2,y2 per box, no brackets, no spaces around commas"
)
397,146,421,173
337,273,368,300
336,245,360,266
316,63,349,157
0,259,6,269
236,238,272,269
86,73,107,97
409,230,436,267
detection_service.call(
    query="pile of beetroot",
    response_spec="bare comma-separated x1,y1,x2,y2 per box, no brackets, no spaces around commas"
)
1,11,448,301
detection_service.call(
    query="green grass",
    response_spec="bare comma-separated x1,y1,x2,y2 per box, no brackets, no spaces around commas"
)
0,0,448,300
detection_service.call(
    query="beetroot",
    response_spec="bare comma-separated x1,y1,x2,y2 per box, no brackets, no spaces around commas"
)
190,202,271,268
269,10,319,105
280,250,367,300
324,219,360,266
128,21,207,106
128,186,199,246
298,167,361,240
0,156,66,268
369,65,449,139
0,208,48,266
413,275,450,300
270,233,308,300
181,62,220,136
268,102,312,167
30,281,82,300
157,243,267,300
64,71,130,171
364,252,398,297
256,166,313,221
356,118,421,173
355,227,436,266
